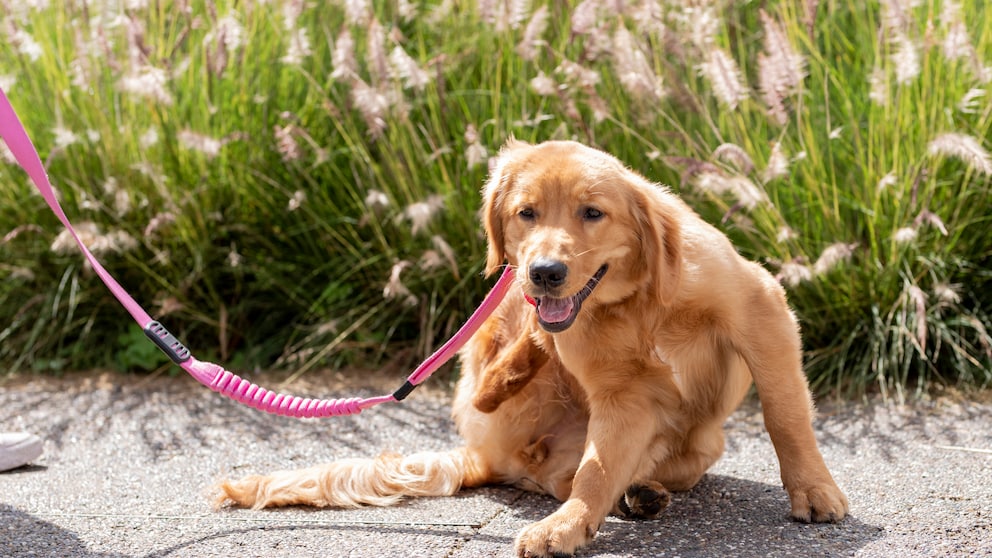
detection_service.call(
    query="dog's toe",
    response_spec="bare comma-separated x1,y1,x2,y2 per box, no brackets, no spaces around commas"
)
788,483,849,523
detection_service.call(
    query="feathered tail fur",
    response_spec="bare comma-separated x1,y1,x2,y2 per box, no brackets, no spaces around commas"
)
214,448,488,509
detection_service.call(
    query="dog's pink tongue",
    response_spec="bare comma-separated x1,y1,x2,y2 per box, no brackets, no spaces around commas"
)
538,297,574,324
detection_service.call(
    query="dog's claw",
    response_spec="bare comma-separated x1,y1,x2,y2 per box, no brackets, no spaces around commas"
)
788,482,849,524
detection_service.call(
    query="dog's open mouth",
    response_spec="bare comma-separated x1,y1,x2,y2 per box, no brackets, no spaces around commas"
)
533,265,608,333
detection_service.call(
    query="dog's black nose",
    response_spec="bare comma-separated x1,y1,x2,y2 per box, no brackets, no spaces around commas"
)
529,258,568,289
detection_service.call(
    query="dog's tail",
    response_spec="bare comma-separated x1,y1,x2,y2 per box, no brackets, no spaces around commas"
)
213,447,489,509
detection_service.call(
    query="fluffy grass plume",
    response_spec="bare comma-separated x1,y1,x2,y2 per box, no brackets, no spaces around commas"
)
0,0,989,397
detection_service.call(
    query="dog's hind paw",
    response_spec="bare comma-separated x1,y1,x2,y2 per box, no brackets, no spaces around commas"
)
615,481,671,520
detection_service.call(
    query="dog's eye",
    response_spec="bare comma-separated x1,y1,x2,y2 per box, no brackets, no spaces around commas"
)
518,208,536,221
582,207,605,221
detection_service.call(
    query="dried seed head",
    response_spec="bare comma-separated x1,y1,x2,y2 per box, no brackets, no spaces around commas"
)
178,129,225,159
92,230,138,256
776,226,797,243
351,79,390,139
344,0,372,26
556,60,600,88
274,124,301,162
52,221,138,258
464,124,480,144
287,190,306,211
612,25,664,103
914,210,948,236
516,5,549,61
529,71,558,96
465,125,488,169
144,212,176,238
762,142,789,183
3,225,43,246
940,1,974,61
777,260,812,287
699,48,749,110
892,226,918,244
227,244,242,268
891,32,920,84
114,188,131,217
905,284,928,349
366,19,390,84
877,171,898,191
713,143,755,175
397,0,418,22
11,29,43,61
957,88,985,114
687,5,721,49
506,0,530,30
389,45,431,91
928,132,992,175
140,127,159,148
571,0,600,36
52,126,79,150
933,282,961,305
693,171,766,209
400,194,445,235
757,10,806,124
119,65,173,105
331,29,358,82
365,189,390,213
52,221,101,255
204,14,244,76
281,27,311,66
813,242,857,275
383,260,417,306
420,235,459,276
631,0,665,37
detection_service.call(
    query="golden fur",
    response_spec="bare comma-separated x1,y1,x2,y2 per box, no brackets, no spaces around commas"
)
215,140,848,557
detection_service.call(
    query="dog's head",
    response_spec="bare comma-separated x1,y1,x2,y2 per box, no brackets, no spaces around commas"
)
482,139,683,333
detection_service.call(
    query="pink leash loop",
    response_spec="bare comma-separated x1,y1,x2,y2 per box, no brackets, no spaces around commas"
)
0,86,513,418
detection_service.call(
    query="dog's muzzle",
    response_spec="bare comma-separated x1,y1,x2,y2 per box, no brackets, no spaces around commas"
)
529,264,608,333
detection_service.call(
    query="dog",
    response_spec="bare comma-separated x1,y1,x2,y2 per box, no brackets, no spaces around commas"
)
215,140,848,557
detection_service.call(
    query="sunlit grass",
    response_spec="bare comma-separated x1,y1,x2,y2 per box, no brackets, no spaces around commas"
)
0,0,989,396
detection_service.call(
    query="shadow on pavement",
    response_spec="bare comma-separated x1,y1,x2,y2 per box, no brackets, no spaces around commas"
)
140,521,511,558
0,504,127,558
510,473,884,557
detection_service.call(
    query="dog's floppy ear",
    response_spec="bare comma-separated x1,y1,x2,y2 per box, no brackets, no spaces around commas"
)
633,185,683,305
482,138,531,276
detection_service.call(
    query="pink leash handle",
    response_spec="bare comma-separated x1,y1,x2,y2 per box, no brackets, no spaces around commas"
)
0,86,514,418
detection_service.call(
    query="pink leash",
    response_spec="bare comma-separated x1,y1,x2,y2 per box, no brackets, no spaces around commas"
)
0,87,514,417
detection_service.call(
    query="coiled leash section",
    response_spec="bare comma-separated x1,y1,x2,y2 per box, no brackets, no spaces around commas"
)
0,87,513,417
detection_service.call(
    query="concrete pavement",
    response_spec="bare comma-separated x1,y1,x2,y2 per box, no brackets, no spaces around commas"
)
1,370,990,557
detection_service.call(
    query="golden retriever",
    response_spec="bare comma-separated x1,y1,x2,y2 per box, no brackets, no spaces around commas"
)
215,140,848,557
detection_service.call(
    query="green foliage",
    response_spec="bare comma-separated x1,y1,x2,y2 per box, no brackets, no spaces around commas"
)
0,0,989,395
115,324,169,372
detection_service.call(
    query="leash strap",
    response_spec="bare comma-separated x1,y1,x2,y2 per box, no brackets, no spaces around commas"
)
0,87,514,417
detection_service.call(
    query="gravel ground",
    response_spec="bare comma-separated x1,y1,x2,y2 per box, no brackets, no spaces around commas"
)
1,370,990,557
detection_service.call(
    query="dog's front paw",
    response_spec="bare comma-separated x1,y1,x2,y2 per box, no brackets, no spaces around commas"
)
787,480,849,523
514,502,600,557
